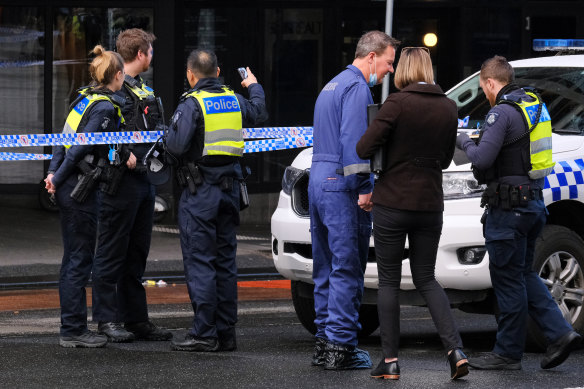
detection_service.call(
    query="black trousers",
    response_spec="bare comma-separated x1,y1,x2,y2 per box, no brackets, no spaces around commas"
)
373,205,462,358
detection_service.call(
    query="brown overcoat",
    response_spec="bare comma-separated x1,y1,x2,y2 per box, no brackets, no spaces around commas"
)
356,82,458,211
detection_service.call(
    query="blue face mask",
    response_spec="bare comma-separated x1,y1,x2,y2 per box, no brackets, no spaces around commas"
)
368,55,378,87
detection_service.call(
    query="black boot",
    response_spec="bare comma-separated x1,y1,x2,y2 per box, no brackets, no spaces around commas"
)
370,359,400,380
311,337,327,366
448,348,469,379
323,342,372,370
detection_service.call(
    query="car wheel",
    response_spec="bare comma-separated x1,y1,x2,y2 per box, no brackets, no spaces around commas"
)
527,224,584,350
290,280,380,338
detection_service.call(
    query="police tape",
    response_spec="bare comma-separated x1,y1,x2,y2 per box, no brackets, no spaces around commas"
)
242,126,312,139
0,127,314,161
0,130,164,148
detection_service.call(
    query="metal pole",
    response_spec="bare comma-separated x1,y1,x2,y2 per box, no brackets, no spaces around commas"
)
382,0,394,102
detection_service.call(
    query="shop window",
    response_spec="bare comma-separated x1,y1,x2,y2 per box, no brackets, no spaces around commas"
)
52,8,154,130
0,7,45,184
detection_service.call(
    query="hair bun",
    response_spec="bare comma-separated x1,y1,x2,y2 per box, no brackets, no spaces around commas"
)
92,45,105,57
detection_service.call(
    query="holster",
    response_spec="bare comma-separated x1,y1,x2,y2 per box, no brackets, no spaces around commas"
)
177,162,203,195
70,159,104,203
480,182,499,208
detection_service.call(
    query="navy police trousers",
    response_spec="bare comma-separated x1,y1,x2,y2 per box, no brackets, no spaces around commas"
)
92,173,155,323
56,182,97,337
485,200,573,360
178,172,240,340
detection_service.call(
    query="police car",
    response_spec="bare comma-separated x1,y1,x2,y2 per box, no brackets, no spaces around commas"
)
271,41,584,347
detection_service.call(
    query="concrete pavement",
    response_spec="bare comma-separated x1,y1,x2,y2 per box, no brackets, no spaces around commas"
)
0,193,275,287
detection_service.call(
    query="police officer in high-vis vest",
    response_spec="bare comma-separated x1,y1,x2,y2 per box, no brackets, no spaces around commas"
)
45,45,126,348
90,29,172,343
456,56,581,370
167,49,268,352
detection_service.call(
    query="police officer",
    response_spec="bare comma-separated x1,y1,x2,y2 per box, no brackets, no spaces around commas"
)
167,49,268,352
45,45,126,348
308,31,399,370
456,55,581,370
91,29,172,342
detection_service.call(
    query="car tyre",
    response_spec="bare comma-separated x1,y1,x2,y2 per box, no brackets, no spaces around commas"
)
290,280,380,338
527,224,584,350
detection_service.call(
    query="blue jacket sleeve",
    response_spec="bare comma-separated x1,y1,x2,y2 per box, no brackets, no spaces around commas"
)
166,99,199,157
237,83,269,126
47,146,65,174
457,106,509,170
340,83,373,194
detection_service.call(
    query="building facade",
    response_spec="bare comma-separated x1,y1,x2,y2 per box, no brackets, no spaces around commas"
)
0,0,582,223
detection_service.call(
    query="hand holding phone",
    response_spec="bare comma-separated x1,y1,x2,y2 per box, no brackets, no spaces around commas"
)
237,67,248,80
239,67,258,88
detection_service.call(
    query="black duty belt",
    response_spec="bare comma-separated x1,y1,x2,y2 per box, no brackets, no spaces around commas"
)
481,183,543,210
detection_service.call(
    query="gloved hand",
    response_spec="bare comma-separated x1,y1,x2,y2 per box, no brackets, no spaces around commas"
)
456,132,470,149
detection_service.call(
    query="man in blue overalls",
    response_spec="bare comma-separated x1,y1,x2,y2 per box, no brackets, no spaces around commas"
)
309,31,399,370
167,49,268,352
456,56,581,370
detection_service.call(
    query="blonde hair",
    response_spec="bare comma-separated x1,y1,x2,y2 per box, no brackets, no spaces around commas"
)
393,48,434,90
88,45,124,86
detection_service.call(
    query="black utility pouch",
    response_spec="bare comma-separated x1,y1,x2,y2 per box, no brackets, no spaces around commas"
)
519,186,530,207
510,186,520,208
220,176,234,192
187,163,203,186
176,167,187,187
499,184,511,210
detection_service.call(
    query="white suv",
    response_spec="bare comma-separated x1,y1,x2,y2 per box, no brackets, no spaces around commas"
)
271,53,584,347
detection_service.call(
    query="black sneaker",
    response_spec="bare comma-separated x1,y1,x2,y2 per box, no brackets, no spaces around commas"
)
541,330,582,369
323,342,372,370
125,321,172,341
98,322,135,343
59,331,107,348
171,334,219,352
468,352,521,370
311,337,327,366
370,359,400,380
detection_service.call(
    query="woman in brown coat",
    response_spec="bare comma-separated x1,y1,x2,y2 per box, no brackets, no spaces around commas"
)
356,47,468,380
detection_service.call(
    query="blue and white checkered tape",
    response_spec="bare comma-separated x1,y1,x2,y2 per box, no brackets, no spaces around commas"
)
544,159,584,202
0,127,314,161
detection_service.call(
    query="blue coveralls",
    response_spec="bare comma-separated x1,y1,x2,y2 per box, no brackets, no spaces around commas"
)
49,98,120,336
91,78,158,324
457,86,573,360
309,65,374,347
166,78,268,339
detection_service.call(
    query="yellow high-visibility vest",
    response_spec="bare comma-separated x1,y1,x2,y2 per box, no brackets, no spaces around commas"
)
510,91,555,179
187,87,244,157
62,91,125,148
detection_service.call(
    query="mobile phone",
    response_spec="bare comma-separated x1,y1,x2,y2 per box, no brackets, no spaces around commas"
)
237,67,248,80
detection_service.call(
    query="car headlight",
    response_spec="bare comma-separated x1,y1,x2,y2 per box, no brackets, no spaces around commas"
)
281,166,307,195
443,172,486,200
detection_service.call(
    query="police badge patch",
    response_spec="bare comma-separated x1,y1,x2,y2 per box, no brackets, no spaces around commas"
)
171,110,182,126
101,117,110,129
486,112,499,126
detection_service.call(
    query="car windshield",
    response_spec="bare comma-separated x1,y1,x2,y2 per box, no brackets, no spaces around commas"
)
448,66,584,135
